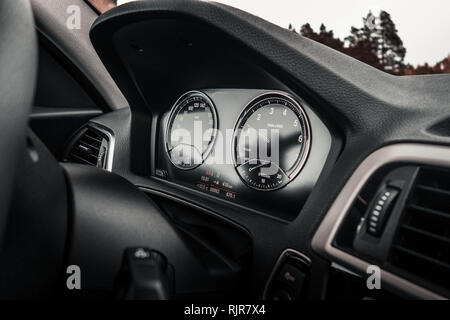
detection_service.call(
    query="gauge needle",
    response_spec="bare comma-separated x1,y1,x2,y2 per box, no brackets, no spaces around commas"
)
249,161,270,172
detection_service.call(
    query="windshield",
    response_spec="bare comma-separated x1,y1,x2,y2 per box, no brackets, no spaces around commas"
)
86,0,450,76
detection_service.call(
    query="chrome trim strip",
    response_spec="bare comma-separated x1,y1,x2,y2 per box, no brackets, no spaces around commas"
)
88,122,115,172
331,262,361,277
312,143,450,300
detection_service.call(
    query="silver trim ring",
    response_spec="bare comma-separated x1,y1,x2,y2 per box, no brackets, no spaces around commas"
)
231,91,312,191
165,90,218,170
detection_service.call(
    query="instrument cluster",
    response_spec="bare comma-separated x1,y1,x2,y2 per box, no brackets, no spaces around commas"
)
156,89,330,220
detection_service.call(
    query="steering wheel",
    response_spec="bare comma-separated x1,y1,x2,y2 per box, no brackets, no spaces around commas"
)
0,2,202,299
0,2,37,243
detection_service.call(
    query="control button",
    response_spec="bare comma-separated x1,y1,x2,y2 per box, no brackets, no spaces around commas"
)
225,191,236,200
133,248,151,259
367,187,399,236
196,183,207,191
270,289,292,301
276,264,306,297
208,186,221,195
155,169,168,180
265,251,311,301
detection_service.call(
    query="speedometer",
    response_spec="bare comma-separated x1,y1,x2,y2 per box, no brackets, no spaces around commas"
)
166,91,218,170
232,92,311,191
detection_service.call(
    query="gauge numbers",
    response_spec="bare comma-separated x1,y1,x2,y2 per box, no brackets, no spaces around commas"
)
166,91,218,170
233,93,311,191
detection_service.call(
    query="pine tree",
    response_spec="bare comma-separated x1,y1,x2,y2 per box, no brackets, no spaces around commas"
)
298,23,345,52
288,10,448,75
288,24,297,33
345,10,406,74
377,11,406,73
345,12,378,52
300,23,314,38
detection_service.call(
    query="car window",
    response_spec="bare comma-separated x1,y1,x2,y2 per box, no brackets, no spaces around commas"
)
86,0,450,76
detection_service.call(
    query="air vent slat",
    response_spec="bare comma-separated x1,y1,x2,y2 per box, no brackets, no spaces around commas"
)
415,184,450,198
401,225,450,246
69,153,97,166
392,245,450,272
72,147,100,162
409,204,450,220
410,186,450,214
66,127,110,169
80,137,103,148
83,133,103,144
389,166,450,296
76,142,100,153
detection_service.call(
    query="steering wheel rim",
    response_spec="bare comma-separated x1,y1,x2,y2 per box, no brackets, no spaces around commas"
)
0,0,37,245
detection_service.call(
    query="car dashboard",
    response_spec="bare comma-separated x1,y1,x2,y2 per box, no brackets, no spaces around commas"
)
58,1,450,300
155,89,331,220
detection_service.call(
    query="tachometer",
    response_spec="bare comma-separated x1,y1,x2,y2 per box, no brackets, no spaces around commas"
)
232,92,311,191
166,91,218,170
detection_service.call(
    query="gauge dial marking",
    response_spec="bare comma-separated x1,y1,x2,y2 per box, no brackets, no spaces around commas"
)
166,91,218,170
233,93,311,191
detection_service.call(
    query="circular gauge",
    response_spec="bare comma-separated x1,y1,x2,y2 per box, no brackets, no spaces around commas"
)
166,91,218,170
232,92,311,191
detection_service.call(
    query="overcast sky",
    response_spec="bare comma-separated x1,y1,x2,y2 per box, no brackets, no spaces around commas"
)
217,0,450,66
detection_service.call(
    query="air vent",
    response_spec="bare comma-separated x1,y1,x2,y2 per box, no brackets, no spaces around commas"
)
390,167,450,295
66,125,112,170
